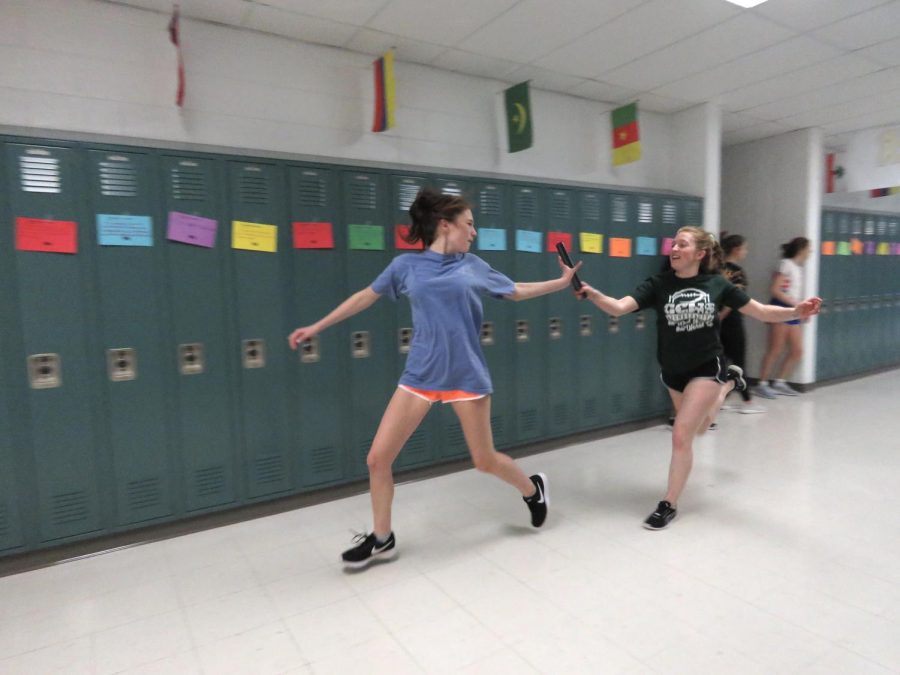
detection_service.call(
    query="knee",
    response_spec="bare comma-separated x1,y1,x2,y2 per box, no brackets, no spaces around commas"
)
671,427,693,452
367,450,392,474
471,451,497,474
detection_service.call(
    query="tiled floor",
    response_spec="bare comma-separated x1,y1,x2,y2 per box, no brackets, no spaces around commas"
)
1,370,899,674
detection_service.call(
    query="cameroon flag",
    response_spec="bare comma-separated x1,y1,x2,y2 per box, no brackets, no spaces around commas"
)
504,81,533,153
611,102,641,166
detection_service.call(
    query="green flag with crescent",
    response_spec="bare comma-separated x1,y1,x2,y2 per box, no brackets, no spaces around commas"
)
504,81,532,153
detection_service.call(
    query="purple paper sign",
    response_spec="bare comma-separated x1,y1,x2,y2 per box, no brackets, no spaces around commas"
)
864,240,876,255
167,211,217,248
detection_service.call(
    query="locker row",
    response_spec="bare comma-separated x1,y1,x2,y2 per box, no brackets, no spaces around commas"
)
0,134,704,556
817,209,900,380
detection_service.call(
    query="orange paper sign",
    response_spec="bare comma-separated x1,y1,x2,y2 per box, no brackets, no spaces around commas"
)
15,217,78,254
609,237,632,258
850,238,864,255
821,241,836,256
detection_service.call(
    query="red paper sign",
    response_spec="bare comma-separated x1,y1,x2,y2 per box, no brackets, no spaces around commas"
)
546,231,572,253
395,224,423,250
292,222,334,249
15,217,78,254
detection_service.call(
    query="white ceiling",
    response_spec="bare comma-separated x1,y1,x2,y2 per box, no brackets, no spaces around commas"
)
105,0,900,147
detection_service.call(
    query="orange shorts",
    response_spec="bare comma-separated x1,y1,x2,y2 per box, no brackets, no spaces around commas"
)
398,385,486,404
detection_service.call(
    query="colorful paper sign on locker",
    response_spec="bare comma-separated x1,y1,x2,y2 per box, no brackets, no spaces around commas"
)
167,211,217,248
292,222,334,249
579,232,602,254
232,221,277,252
394,225,423,250
515,229,542,253
348,224,385,250
97,214,153,247
636,236,657,256
661,237,674,255
609,237,632,258
837,241,851,255
821,241,836,256
863,241,876,255
477,228,507,251
546,231,572,253
876,242,891,255
15,217,78,254
850,238,864,255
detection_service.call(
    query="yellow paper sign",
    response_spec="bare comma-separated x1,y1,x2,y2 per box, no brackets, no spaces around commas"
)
580,232,603,254
877,242,891,255
232,221,277,253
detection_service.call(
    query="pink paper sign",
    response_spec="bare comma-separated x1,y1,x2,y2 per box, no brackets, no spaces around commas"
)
167,211,217,248
661,237,674,255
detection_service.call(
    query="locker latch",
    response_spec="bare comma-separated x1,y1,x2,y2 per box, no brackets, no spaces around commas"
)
635,314,646,330
480,321,494,346
516,320,529,342
579,315,592,337
300,336,320,363
352,331,370,358
27,353,62,389
107,348,137,382
549,317,562,340
398,327,413,354
608,316,620,334
178,343,204,375
242,339,265,369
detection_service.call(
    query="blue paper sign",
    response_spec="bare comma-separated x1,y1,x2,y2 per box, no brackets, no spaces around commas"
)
636,236,658,256
516,229,542,253
97,214,153,247
477,228,507,251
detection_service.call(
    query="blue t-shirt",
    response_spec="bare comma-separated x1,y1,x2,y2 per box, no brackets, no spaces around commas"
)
371,250,515,394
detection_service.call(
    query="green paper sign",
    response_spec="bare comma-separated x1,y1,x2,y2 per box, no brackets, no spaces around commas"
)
348,224,385,251
837,241,851,256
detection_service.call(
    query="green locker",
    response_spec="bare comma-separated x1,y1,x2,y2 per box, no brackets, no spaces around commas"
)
575,190,610,430
390,174,437,470
461,180,515,452
511,184,547,442
544,188,580,438
5,142,104,541
633,195,660,417
655,197,679,411
160,154,237,511
891,220,900,364
0,364,23,552
876,216,891,368
848,214,864,373
287,165,347,487
226,160,293,498
683,199,702,227
86,149,174,524
341,170,395,478
834,212,851,378
817,211,837,380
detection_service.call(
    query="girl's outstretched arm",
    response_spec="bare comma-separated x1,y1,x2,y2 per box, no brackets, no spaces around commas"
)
739,296,821,323
288,287,380,349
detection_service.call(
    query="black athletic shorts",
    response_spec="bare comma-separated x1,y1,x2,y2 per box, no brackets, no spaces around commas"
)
660,356,728,393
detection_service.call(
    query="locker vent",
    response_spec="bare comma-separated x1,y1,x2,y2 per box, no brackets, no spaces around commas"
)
851,217,862,235
441,183,462,196
398,181,420,212
582,194,601,222
639,385,652,407
520,409,538,434
446,422,466,450
127,477,162,511
516,190,537,219
297,173,326,207
552,403,568,427
350,179,376,210
359,438,373,464
51,491,89,525
479,188,500,216
99,157,138,197
405,429,426,457
877,219,887,236
611,196,627,223
19,151,61,194
662,201,677,225
838,217,849,236
823,213,835,236
551,192,570,221
195,466,225,497
0,505,8,538
684,202,700,225
310,446,337,474
239,169,269,205
611,392,624,415
638,201,653,224
254,455,285,485
864,218,875,236
583,397,598,420
491,415,504,439
171,163,207,201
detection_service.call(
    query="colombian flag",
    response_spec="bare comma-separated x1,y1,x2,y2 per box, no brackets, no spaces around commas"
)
611,102,641,166
372,50,396,132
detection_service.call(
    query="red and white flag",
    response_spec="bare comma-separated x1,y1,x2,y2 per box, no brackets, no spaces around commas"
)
168,4,185,107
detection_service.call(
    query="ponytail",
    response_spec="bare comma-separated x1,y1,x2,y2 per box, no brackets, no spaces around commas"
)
407,187,471,247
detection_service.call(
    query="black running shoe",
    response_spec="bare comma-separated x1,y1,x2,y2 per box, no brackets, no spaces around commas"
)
643,501,677,530
523,473,549,527
725,364,747,393
341,531,397,569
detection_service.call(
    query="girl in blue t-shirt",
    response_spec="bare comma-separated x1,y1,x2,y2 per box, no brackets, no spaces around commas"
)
288,187,581,568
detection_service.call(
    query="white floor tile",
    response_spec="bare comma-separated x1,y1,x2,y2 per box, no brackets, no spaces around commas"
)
92,610,194,675
195,621,305,675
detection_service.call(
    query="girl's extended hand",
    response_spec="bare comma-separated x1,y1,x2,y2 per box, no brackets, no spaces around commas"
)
795,296,822,320
557,256,583,284
288,324,319,350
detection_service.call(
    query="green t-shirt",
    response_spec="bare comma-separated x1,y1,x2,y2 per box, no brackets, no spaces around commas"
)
631,271,751,374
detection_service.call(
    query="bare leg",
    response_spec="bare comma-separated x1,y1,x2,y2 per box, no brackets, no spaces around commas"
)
664,379,725,506
702,380,736,431
451,396,535,496
367,388,432,537
759,323,788,383
776,325,804,380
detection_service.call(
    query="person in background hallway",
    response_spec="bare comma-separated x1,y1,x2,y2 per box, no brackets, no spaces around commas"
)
752,237,812,399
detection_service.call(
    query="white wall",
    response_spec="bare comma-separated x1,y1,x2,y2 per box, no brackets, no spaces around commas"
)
669,103,722,232
721,128,823,385
0,0,702,194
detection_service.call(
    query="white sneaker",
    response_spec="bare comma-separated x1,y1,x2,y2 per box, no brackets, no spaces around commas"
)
770,381,800,396
738,403,766,414
752,383,777,399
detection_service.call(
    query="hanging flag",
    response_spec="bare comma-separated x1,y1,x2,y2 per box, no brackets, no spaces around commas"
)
870,188,889,197
611,102,641,166
825,151,846,193
168,4,185,107
504,81,533,153
372,49,396,132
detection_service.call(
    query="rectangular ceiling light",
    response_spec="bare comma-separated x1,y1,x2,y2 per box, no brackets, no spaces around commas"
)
724,0,769,7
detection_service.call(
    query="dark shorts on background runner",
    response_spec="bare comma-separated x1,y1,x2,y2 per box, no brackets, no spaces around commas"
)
770,297,801,325
660,356,728,392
